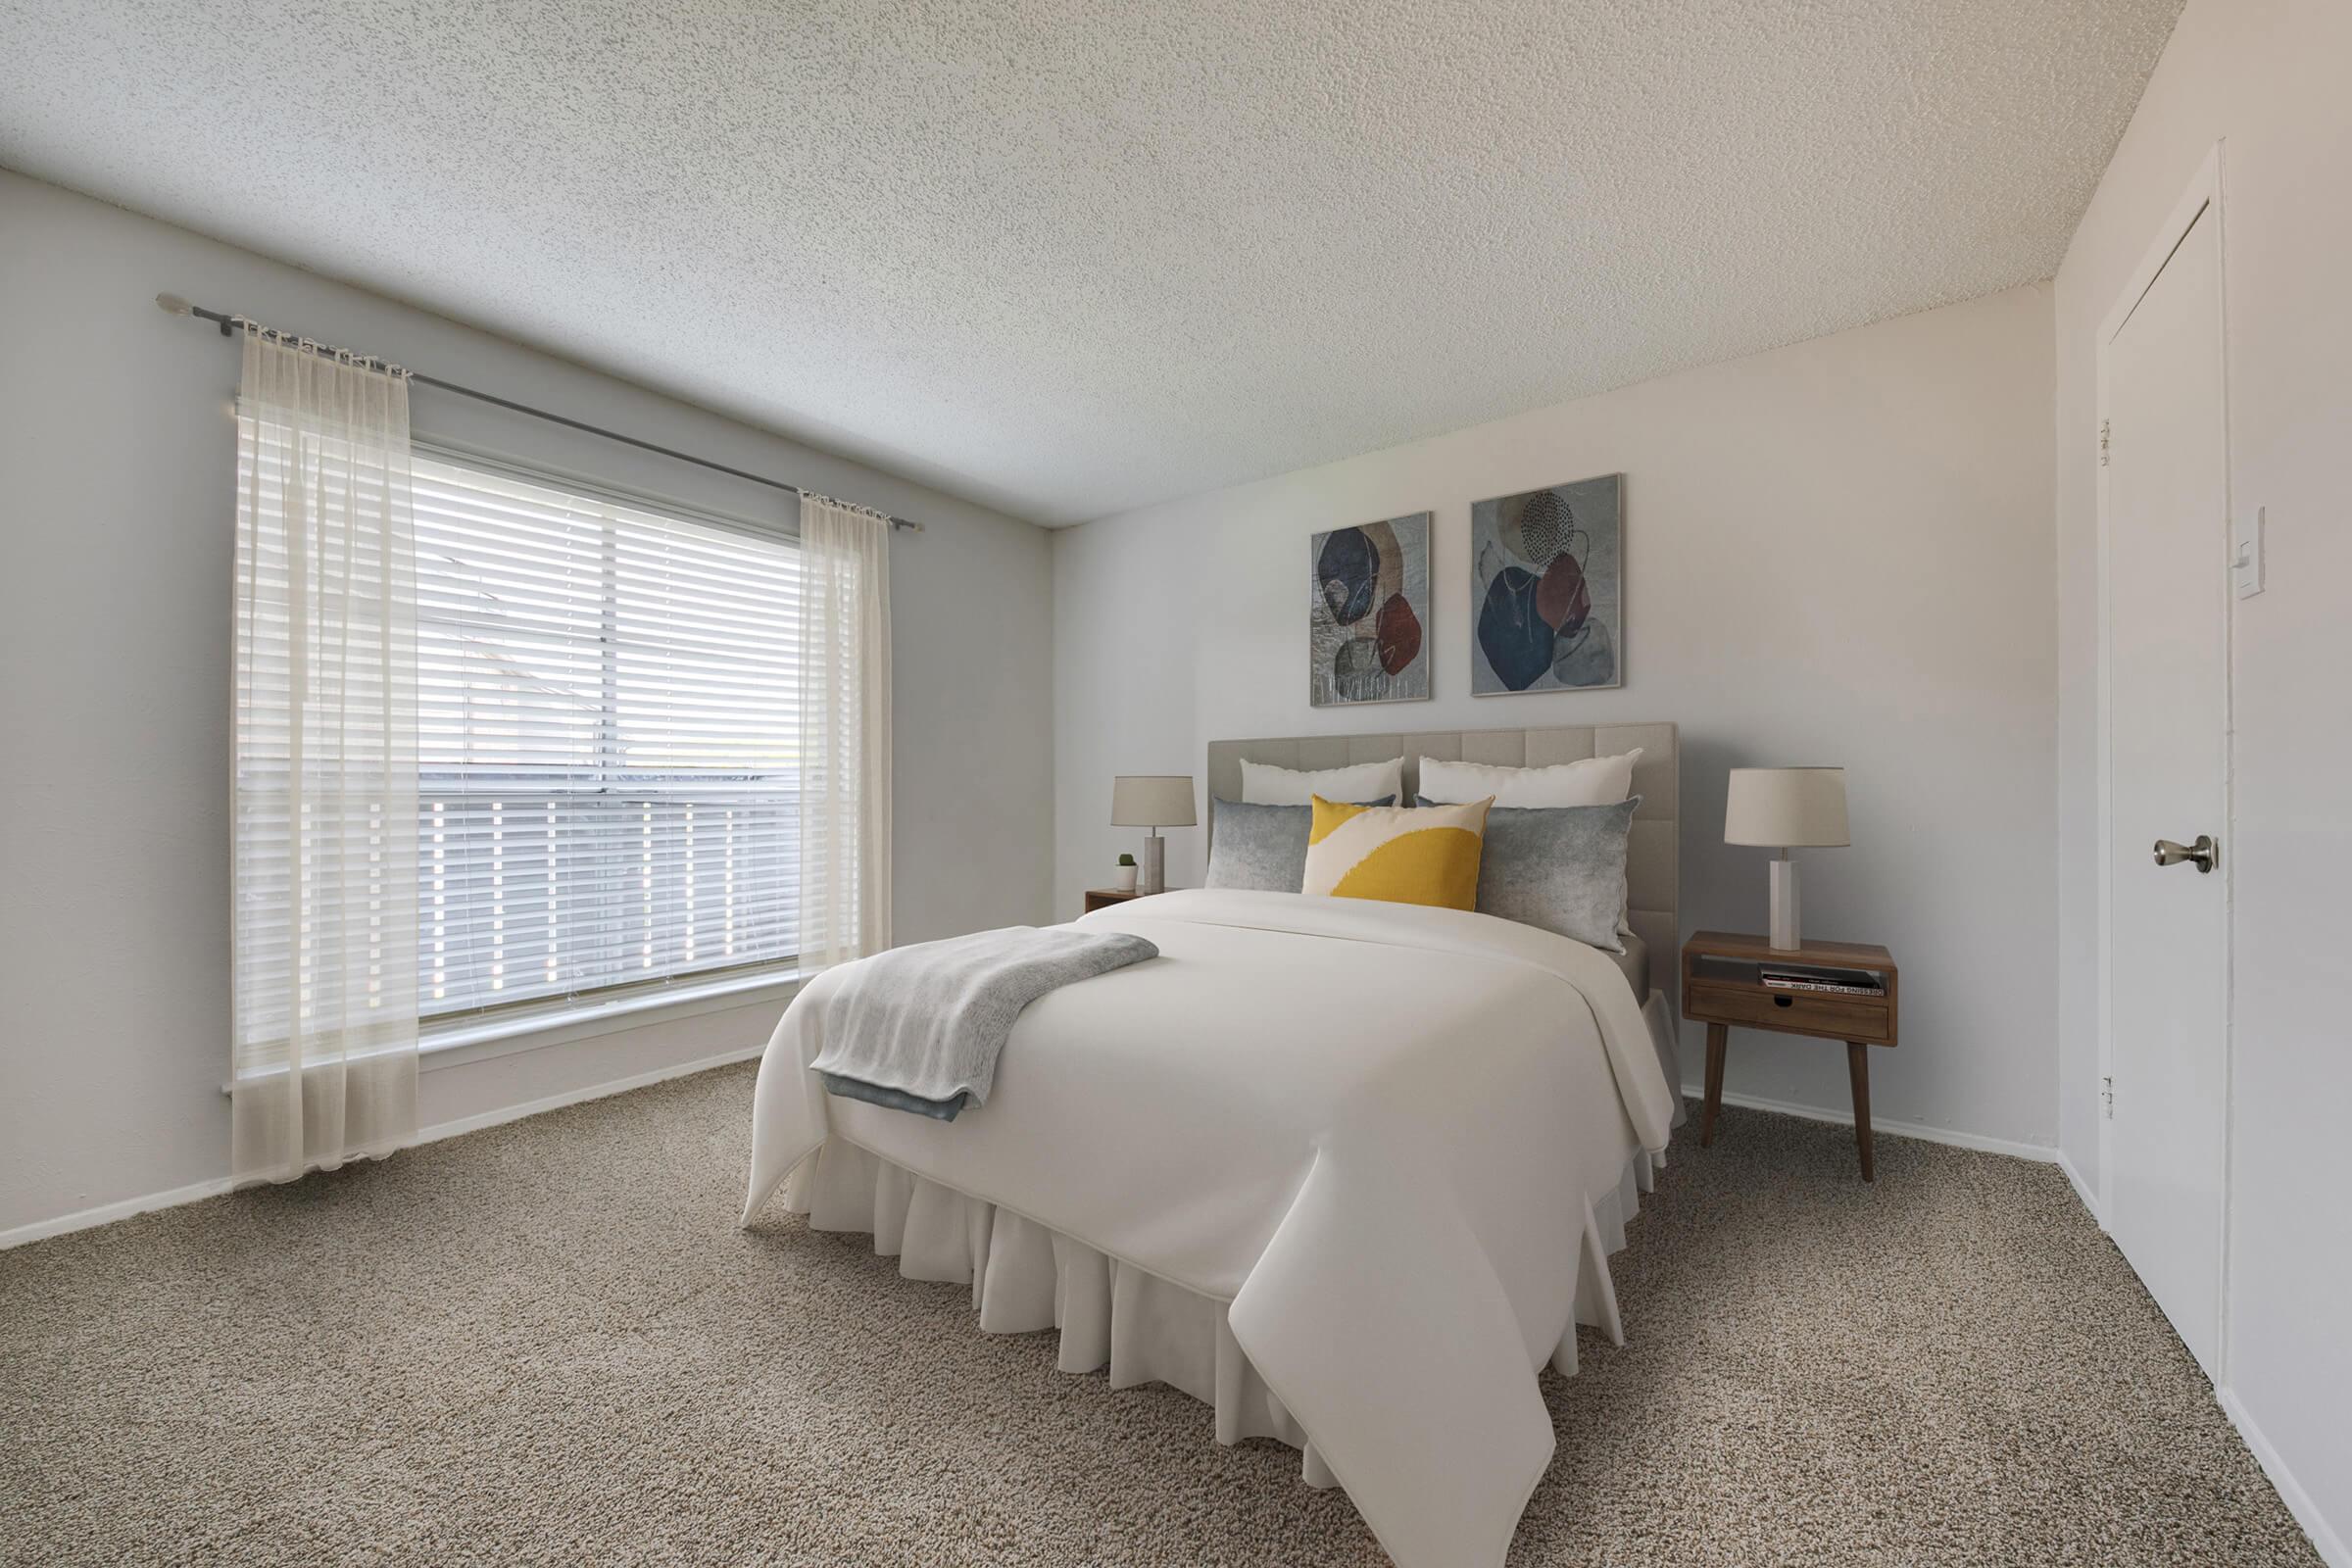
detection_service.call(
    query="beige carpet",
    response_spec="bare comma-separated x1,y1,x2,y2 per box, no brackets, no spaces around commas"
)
0,1064,2318,1568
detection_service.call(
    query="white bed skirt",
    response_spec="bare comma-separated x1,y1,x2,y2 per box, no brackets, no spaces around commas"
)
780,1131,1664,1494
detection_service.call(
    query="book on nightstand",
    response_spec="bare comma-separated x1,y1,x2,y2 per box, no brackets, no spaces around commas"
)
1758,965,1885,997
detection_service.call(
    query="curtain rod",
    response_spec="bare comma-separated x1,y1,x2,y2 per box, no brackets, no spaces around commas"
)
153,293,923,533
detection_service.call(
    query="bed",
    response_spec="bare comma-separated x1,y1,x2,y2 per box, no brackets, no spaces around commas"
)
743,723,1681,1568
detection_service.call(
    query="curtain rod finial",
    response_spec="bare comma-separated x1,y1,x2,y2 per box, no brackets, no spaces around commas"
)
156,292,192,317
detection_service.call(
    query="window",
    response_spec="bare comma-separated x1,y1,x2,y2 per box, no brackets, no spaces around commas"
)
414,452,802,1021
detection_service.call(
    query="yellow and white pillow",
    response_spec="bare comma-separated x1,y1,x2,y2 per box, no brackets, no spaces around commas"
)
1302,795,1493,909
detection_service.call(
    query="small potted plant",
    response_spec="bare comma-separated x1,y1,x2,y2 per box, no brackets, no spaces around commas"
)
1114,852,1139,893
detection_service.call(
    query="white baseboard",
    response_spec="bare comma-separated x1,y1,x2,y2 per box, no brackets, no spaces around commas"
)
0,1044,764,1252
0,1173,242,1251
2055,1150,2103,1226
2220,1388,2350,1568
1682,1083,2059,1163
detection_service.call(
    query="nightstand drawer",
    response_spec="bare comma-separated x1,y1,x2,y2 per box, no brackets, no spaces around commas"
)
1687,981,1892,1044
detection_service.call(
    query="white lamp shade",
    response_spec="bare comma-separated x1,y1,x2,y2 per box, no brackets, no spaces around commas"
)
1724,767,1849,848
1111,774,1197,828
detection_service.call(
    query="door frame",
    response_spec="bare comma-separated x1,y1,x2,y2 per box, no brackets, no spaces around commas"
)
2092,141,2234,1376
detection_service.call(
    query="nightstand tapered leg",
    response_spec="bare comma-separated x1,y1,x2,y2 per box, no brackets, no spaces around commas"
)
1847,1041,1875,1182
1699,1022,1728,1147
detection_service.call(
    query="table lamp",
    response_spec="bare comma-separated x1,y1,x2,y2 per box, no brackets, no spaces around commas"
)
1111,775,1196,895
1724,767,1849,951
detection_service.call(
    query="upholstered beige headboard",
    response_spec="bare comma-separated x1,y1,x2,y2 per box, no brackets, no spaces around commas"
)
1205,723,1679,975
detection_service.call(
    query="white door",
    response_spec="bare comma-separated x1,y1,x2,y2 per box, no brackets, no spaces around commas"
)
2104,198,2229,1375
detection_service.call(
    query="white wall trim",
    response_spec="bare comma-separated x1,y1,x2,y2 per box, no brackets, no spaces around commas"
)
2218,1388,2351,1568
2,1044,764,1253
0,1174,244,1252
1681,1083,2058,1164
2056,1150,2104,1227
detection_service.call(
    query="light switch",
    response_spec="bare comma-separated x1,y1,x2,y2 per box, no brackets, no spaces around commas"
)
2232,506,2265,599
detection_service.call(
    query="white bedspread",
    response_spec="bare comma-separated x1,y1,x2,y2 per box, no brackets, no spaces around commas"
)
742,889,1676,1568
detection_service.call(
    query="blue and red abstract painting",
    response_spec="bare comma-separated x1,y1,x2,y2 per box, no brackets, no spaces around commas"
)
1309,512,1430,707
1470,475,1622,694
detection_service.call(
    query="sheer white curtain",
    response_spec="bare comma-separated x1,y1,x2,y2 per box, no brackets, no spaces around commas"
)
230,329,420,1182
797,494,893,971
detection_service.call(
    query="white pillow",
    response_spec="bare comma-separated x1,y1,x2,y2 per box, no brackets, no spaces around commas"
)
1240,756,1405,807
1417,749,1642,808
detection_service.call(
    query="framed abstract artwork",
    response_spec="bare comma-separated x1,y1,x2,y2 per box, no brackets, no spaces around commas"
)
1309,512,1430,707
1469,473,1622,693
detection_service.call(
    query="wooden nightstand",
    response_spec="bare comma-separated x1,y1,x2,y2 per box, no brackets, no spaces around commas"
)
1681,930,1899,1181
1083,886,1170,914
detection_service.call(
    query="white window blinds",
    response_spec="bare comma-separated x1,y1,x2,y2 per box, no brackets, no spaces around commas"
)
412,453,802,1019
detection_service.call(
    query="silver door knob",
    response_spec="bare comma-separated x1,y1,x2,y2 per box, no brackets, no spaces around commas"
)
2152,835,2219,873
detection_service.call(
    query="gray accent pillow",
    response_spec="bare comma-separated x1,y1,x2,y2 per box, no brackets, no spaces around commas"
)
1419,795,1639,952
1205,796,1394,893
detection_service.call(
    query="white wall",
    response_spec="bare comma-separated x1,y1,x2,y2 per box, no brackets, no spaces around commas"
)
1054,285,2058,1151
2051,2,2352,1557
0,171,1054,1240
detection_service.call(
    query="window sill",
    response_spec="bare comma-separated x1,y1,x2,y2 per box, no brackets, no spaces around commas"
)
220,971,805,1097
417,968,805,1071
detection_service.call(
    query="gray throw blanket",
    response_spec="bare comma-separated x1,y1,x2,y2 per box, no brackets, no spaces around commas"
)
808,926,1160,1120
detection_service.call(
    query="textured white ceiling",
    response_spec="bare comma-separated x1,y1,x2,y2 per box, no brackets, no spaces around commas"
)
1,0,2180,524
